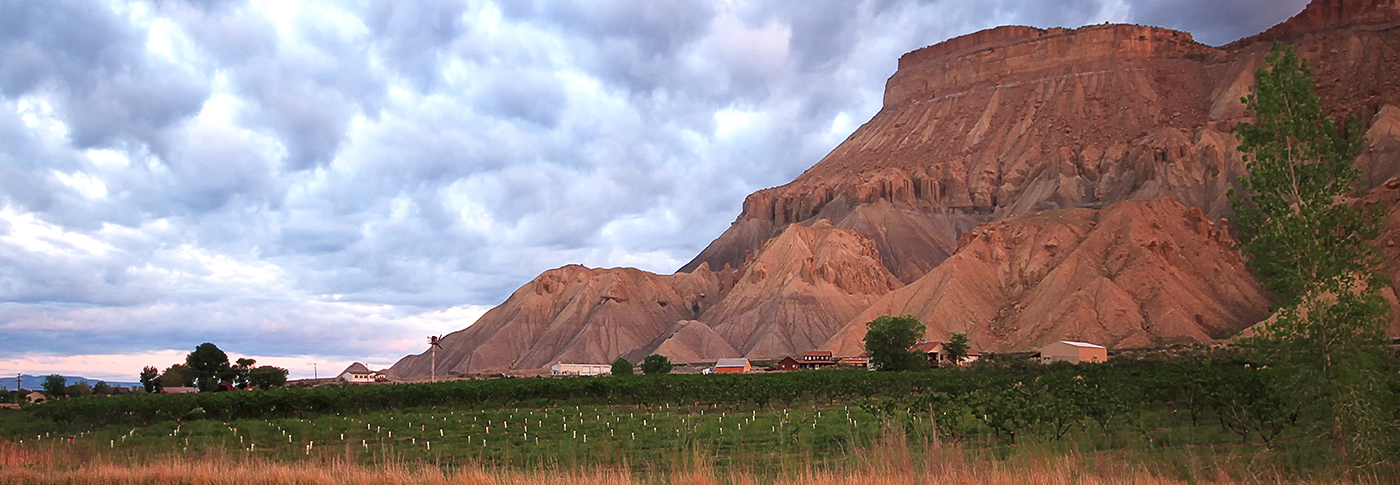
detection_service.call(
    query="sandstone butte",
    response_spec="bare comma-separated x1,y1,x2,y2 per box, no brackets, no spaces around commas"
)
387,0,1400,378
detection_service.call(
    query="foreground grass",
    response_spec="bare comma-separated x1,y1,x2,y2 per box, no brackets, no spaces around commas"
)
2,401,1393,484
7,434,1373,485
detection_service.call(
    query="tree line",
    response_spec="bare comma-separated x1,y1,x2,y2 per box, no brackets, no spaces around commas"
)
25,342,291,402
136,342,289,393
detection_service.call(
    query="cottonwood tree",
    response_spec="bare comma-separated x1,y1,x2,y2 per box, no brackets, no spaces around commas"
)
186,343,231,392
247,366,288,390
1230,42,1391,464
864,315,927,372
159,364,195,388
943,333,971,366
611,357,634,376
139,366,160,393
233,358,257,389
42,374,66,398
641,354,672,375
64,381,92,398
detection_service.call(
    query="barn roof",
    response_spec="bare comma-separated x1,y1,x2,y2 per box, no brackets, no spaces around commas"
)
715,358,749,368
1054,341,1106,349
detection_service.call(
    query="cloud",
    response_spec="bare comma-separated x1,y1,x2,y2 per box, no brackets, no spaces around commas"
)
0,0,1313,382
1124,0,1310,46
362,0,470,92
0,1,210,151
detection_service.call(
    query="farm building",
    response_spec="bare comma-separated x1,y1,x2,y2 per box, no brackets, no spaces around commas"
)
338,362,385,383
776,356,800,371
799,350,835,369
25,391,47,403
161,387,198,394
913,342,982,367
714,358,752,374
1039,341,1108,364
550,363,612,376
837,355,870,368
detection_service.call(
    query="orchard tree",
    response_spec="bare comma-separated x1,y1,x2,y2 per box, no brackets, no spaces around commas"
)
641,354,672,375
186,343,231,392
139,366,160,393
1230,42,1391,464
864,315,927,372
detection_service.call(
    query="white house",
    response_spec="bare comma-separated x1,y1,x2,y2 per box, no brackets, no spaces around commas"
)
338,362,385,383
550,363,612,376
1039,341,1108,364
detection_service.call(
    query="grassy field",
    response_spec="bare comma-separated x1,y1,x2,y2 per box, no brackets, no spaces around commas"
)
2,393,1392,484
5,402,890,472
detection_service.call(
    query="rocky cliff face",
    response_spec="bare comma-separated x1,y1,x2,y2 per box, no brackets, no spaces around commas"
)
682,1,1400,281
387,265,720,376
389,0,1400,377
821,198,1270,356
1248,0,1400,43
698,221,903,359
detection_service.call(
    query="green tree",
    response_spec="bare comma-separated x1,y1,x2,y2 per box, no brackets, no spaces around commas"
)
42,374,66,398
159,364,195,388
1230,42,1391,464
247,366,288,390
92,381,111,395
864,315,927,372
641,354,672,375
186,343,231,392
232,358,256,389
943,333,971,366
611,357,634,376
65,381,92,398
139,366,160,393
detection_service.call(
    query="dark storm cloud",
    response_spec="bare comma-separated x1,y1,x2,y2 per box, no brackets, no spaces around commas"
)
1125,0,1310,45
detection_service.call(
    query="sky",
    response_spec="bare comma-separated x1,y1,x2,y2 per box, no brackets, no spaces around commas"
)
0,0,1309,383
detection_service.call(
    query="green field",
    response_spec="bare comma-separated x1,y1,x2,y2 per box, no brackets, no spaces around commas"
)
5,353,1400,483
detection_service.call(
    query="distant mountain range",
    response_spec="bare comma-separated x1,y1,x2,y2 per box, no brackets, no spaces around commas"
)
0,375,141,392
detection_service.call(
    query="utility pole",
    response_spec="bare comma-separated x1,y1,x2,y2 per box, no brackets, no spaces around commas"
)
313,363,317,380
429,336,443,383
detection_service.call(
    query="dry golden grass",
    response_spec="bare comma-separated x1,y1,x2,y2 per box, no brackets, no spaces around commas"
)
0,436,1371,485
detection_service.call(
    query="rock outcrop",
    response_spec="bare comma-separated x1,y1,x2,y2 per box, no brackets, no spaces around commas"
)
389,0,1400,377
624,320,741,365
387,265,720,376
699,221,903,359
821,198,1270,356
683,1,1400,281
1248,0,1400,43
